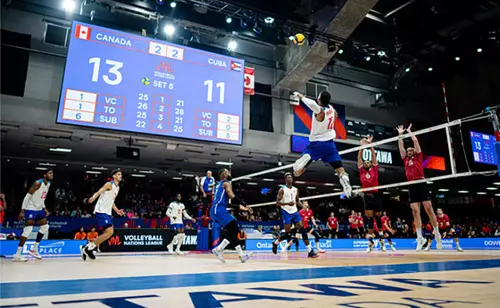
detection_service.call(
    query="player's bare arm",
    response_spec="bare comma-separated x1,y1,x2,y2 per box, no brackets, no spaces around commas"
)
19,181,42,219
112,203,124,216
296,190,304,208
396,125,407,158
367,136,377,165
406,124,422,153
89,182,112,203
358,138,366,168
223,181,235,199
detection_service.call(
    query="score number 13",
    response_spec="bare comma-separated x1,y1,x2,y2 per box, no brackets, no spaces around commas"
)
89,57,123,86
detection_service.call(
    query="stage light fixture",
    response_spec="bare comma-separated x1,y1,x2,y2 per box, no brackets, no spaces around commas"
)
338,49,344,54
62,0,76,12
253,22,262,35
428,67,433,71
226,16,232,24
377,50,386,56
164,24,175,36
170,1,176,8
264,17,274,24
157,0,165,4
240,18,248,29
288,35,295,41
405,67,410,72
327,40,336,53
477,48,483,53
455,56,460,61
365,56,371,61
227,40,237,51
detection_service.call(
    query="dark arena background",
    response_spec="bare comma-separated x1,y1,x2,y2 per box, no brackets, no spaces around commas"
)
1,0,500,307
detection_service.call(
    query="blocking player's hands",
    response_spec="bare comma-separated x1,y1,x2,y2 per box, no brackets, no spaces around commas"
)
89,196,97,203
396,125,406,135
361,138,368,145
240,205,253,214
115,208,125,216
18,210,25,221
367,135,373,143
406,123,413,133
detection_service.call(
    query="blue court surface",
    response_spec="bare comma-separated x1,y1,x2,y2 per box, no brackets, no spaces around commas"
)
1,250,500,307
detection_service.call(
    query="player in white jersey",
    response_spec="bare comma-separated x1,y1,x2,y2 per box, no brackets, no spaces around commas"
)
13,170,53,262
291,91,354,198
81,169,124,261
272,172,318,258
166,193,197,255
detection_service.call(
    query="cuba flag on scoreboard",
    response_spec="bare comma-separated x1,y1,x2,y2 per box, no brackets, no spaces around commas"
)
230,61,242,72
293,100,347,139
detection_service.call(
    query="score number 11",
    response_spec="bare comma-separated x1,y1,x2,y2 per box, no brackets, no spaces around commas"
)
204,80,225,104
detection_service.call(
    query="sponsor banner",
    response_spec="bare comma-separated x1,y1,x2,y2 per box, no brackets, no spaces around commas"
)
2,217,194,232
2,217,282,233
238,221,280,232
0,240,87,257
245,238,500,251
100,228,198,252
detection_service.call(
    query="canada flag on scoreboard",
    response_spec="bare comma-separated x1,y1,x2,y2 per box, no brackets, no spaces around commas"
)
75,24,91,40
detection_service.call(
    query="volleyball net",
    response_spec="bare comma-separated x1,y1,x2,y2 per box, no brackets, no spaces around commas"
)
230,111,499,208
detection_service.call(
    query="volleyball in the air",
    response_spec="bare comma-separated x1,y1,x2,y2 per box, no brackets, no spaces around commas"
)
142,77,150,85
293,33,306,46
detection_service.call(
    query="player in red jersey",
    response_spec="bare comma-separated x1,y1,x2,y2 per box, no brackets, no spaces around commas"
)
357,212,365,238
436,208,463,252
348,210,359,238
299,202,325,253
358,136,385,252
397,124,442,251
327,212,339,238
380,211,396,251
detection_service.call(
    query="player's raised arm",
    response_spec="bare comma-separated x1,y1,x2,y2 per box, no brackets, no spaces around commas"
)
358,138,368,168
89,182,112,203
396,125,407,159
406,124,422,153
293,92,322,114
367,136,377,165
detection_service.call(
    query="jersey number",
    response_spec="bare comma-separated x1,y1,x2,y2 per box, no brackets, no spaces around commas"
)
41,191,47,200
327,117,334,130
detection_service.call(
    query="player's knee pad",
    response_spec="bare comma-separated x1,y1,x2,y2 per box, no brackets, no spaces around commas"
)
38,224,49,234
329,161,343,170
299,227,309,240
367,217,374,230
22,225,34,238
224,220,240,234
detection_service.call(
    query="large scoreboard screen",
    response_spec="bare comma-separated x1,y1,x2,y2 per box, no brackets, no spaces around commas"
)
57,22,244,145
470,131,497,165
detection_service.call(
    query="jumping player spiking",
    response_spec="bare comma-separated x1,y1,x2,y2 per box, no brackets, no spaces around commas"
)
13,169,53,262
210,169,253,263
291,91,353,198
436,208,463,252
81,169,124,261
272,173,319,258
166,193,197,255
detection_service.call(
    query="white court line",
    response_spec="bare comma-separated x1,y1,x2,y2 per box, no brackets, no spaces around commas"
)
247,170,497,207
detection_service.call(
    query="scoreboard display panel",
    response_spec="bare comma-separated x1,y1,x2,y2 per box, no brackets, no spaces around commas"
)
57,22,244,145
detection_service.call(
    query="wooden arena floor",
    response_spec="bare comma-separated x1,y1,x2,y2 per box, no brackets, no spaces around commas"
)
2,250,500,307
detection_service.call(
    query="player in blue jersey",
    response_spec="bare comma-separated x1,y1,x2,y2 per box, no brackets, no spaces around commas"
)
13,170,53,262
210,169,253,263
